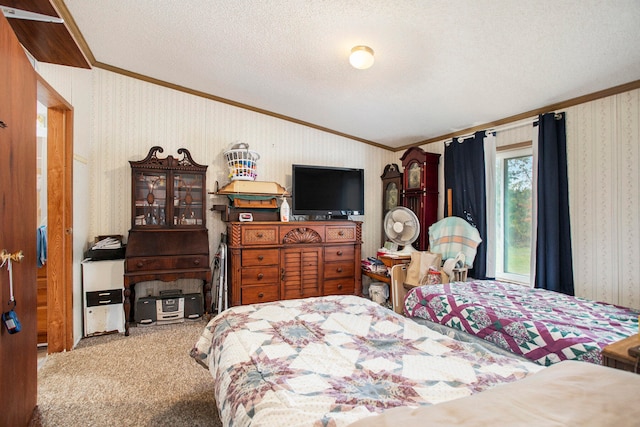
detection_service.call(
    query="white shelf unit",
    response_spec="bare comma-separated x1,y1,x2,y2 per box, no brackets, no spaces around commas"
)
82,259,125,336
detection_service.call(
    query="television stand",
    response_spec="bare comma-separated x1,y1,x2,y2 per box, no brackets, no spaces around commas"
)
227,220,362,306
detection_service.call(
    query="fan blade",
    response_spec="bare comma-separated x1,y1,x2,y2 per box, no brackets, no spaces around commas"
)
400,226,417,241
391,210,409,223
386,229,399,240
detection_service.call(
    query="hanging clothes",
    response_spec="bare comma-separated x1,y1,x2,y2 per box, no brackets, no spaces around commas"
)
37,225,47,268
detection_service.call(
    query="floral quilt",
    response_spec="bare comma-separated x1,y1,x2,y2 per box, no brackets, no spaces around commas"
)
404,280,640,366
191,295,542,427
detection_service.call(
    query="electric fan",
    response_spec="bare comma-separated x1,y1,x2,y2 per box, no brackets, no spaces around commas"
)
383,207,420,255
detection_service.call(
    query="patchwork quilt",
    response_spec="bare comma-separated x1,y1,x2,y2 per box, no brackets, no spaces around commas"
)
404,280,640,366
191,295,542,427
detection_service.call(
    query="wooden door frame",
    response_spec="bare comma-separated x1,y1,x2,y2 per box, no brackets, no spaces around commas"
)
37,75,74,353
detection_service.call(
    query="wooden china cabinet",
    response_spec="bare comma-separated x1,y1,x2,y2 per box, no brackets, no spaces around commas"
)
400,147,440,251
123,146,211,335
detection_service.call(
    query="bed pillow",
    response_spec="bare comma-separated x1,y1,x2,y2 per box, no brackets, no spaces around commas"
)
405,251,442,286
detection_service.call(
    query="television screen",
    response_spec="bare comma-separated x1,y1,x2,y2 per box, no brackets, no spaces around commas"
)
292,164,364,218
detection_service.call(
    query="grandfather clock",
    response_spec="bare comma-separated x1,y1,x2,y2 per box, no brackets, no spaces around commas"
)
400,147,440,250
380,164,402,245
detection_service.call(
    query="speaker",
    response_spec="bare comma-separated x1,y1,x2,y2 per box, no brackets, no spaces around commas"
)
135,297,157,325
184,293,204,319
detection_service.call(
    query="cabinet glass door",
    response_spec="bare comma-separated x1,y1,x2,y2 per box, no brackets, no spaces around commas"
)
173,173,204,226
133,171,168,226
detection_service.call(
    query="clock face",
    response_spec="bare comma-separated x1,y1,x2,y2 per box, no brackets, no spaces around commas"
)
385,183,398,210
408,163,421,189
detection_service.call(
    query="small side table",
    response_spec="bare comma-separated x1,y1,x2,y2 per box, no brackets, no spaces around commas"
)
362,255,411,307
601,334,640,373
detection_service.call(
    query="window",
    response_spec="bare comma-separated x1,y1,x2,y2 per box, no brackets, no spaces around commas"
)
495,146,532,284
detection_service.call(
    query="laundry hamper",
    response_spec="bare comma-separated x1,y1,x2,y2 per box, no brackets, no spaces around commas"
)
224,142,260,181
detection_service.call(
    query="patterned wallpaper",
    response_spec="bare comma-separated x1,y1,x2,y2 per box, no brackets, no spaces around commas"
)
39,66,397,264
38,63,640,309
416,89,640,308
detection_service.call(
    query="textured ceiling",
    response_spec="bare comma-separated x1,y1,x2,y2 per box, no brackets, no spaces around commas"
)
62,0,640,149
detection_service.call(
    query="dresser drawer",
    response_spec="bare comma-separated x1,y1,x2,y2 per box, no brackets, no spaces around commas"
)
242,226,279,245
241,266,280,285
86,289,123,307
324,245,355,262
324,278,355,295
324,261,355,279
242,249,279,267
242,285,279,305
126,255,208,271
325,225,355,242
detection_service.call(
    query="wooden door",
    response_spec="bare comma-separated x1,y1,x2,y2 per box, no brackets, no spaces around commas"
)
0,13,38,426
281,247,322,300
39,78,74,354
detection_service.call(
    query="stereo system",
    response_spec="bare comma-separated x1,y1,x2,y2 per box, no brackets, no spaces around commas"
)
135,289,204,326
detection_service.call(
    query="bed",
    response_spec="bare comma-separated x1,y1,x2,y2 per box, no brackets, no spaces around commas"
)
347,359,640,427
402,279,640,366
191,295,544,427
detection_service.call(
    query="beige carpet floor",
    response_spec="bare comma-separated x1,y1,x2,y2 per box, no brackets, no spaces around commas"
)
31,319,222,427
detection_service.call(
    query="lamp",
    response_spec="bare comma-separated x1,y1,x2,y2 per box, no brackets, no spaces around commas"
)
349,45,374,70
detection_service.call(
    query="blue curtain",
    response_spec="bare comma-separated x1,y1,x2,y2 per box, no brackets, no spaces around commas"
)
535,112,574,295
444,131,487,279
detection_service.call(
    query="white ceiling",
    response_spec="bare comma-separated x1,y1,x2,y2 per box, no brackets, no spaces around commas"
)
63,0,640,150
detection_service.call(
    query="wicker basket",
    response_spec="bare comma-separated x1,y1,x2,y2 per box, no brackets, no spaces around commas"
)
224,143,260,181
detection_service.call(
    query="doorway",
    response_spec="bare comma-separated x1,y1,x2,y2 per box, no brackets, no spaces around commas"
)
36,101,48,348
37,76,74,354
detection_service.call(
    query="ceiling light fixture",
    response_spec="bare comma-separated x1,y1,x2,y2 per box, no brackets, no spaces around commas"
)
349,45,374,70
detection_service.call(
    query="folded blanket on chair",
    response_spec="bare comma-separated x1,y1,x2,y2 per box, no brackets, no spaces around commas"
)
428,217,481,267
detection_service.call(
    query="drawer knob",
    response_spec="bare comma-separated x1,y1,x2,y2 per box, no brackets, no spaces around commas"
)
336,267,343,273
257,273,264,280
136,262,144,268
338,230,344,236
258,255,264,261
336,250,343,256
337,284,343,290
257,233,264,238
193,259,200,265
258,292,264,298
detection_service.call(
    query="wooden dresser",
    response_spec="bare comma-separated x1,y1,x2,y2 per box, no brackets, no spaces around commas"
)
227,221,362,306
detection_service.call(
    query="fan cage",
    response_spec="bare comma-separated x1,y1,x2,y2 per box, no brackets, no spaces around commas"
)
384,207,420,245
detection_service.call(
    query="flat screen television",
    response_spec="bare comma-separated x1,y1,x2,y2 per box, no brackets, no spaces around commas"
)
292,164,364,218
